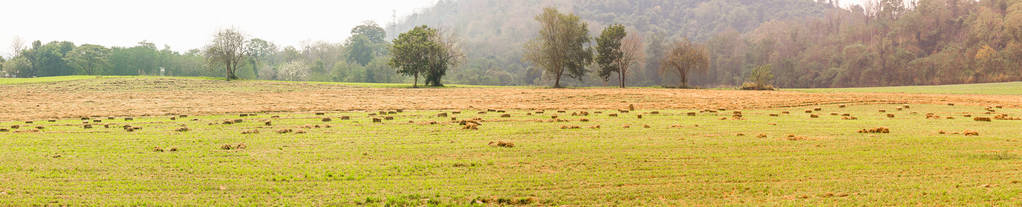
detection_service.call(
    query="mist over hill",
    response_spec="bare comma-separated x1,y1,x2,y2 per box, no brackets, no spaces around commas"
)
394,0,1022,88
392,0,833,87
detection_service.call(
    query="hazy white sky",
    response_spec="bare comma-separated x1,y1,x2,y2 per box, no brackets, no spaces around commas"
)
0,0,439,57
0,0,866,58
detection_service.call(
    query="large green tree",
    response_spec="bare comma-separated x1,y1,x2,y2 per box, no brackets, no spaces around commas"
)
389,25,462,87
596,24,625,86
64,44,111,75
524,7,594,88
245,38,277,79
1,56,30,77
346,21,388,67
22,41,76,77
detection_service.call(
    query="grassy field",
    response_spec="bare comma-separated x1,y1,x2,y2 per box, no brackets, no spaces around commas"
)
5,75,1021,94
789,81,1022,95
1,103,1021,205
0,76,226,85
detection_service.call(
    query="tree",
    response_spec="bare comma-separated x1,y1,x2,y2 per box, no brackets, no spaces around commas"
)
596,24,625,85
351,21,387,43
2,56,30,77
245,38,277,79
742,64,775,90
347,21,389,66
390,26,433,87
277,61,309,81
524,7,594,88
64,44,111,75
204,28,247,80
620,33,646,87
617,31,646,87
425,28,464,86
10,37,26,57
660,39,709,88
389,25,462,87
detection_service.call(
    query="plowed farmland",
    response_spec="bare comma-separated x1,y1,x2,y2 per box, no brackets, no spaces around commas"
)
0,77,1019,121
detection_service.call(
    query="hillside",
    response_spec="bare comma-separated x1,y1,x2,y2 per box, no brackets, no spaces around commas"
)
392,0,833,86
395,0,1022,88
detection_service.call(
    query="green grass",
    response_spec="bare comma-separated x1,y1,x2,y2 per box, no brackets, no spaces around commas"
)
0,76,106,84
1,104,1021,205
788,81,1022,95
0,75,506,88
0,76,224,85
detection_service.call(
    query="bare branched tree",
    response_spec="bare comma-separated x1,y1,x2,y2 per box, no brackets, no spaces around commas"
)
10,36,26,57
427,27,465,86
617,32,646,88
660,39,709,88
204,28,247,80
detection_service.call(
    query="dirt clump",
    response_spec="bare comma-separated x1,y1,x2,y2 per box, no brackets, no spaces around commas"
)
489,141,515,148
463,122,479,130
963,130,980,136
786,134,807,141
858,127,890,134
221,143,247,150
994,114,1020,120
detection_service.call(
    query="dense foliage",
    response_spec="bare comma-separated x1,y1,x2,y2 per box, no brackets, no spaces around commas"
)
6,0,1021,88
396,0,1022,87
389,25,463,87
2,22,404,84
524,8,595,88
394,0,830,87
704,0,1022,88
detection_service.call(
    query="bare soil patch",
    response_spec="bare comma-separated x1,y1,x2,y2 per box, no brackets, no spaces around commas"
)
1,78,1020,121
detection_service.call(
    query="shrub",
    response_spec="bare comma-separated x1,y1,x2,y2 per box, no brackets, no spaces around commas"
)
740,81,775,90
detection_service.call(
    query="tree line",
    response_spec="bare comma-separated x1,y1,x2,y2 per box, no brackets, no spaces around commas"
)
525,8,710,88
2,22,410,84
393,0,830,87
394,0,1022,88
700,0,1022,88
6,0,1021,88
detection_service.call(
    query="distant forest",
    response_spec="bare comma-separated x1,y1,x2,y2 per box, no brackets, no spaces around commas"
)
3,0,1021,88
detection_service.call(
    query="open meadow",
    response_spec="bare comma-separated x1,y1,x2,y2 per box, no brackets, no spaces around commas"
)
1,77,1021,205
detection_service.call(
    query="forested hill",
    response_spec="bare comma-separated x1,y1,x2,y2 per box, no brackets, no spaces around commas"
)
391,0,833,86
